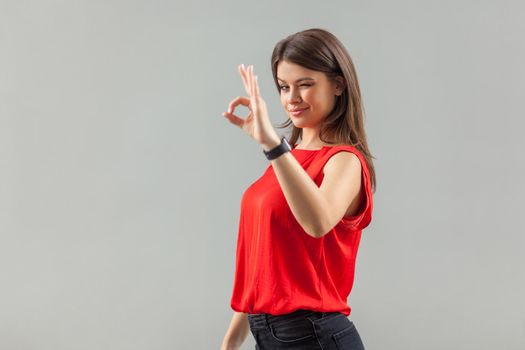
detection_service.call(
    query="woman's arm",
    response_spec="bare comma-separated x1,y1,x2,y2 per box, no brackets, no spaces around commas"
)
223,64,363,238
221,311,250,349
262,138,362,238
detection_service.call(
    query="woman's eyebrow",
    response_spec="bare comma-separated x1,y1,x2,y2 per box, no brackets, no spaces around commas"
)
277,77,315,83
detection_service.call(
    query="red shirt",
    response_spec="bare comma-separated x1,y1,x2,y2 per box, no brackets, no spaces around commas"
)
230,143,373,316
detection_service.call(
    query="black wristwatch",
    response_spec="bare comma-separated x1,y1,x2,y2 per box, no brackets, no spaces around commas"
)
263,136,292,160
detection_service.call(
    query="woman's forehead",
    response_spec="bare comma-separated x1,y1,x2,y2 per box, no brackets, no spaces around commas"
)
277,61,324,81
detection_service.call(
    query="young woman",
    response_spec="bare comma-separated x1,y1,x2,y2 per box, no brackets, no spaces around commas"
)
220,28,376,350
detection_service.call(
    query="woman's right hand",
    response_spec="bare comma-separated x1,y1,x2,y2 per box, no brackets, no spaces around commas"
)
221,311,249,350
222,64,280,148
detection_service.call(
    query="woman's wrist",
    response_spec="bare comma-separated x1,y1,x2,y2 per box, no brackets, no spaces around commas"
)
261,135,282,152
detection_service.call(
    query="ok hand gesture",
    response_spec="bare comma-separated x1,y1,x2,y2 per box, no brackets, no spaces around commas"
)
222,64,280,148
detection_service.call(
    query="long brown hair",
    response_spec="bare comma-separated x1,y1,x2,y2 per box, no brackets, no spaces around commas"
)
271,28,376,193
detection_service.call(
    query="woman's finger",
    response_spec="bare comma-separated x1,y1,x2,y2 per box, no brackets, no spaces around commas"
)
248,65,254,96
222,111,244,128
254,75,260,96
239,64,251,96
250,66,257,97
246,67,252,104
247,65,253,97
227,95,251,114
238,64,247,91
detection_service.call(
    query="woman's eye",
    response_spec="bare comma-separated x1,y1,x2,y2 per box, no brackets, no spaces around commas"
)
279,84,311,90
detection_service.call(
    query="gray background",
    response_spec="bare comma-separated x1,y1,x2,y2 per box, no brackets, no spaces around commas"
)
1,0,524,349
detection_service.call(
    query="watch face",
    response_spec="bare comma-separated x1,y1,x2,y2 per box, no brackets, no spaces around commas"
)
283,138,291,150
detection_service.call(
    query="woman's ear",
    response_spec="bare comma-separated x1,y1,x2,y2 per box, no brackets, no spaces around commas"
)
334,76,345,96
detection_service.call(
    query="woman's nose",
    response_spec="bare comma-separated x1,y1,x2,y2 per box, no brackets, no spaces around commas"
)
288,98,302,105
287,92,302,104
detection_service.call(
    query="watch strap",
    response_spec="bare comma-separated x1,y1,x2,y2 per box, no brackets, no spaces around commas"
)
263,137,292,160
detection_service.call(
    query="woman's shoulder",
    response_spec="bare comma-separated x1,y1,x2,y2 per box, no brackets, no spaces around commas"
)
322,147,361,174
321,143,367,174
325,143,363,154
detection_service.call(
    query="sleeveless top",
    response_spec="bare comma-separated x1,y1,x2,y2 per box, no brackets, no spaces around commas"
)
230,143,373,316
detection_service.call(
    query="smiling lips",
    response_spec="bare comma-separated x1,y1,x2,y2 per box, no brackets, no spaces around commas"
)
289,107,309,116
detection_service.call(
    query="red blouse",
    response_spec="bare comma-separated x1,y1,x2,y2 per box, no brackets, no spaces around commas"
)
230,143,373,316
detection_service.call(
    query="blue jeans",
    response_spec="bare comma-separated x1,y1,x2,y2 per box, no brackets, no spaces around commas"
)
247,309,365,349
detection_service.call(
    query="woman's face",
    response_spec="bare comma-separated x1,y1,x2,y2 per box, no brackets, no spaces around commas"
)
276,60,342,129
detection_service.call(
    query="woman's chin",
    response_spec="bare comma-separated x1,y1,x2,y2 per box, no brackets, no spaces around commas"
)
290,121,308,128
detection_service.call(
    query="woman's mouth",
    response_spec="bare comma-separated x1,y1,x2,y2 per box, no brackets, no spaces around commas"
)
289,108,309,116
